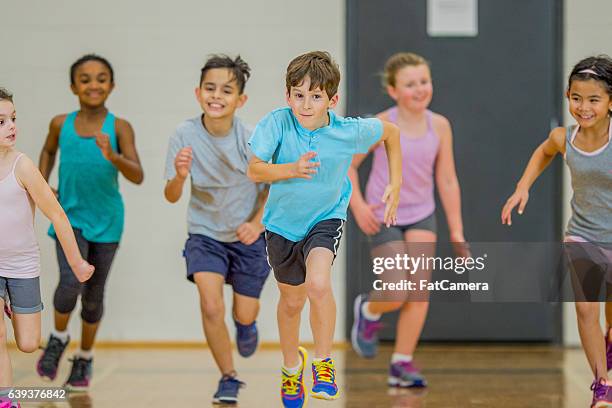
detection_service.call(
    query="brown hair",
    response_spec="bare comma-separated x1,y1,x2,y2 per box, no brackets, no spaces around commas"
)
0,88,13,103
383,52,430,88
286,51,341,98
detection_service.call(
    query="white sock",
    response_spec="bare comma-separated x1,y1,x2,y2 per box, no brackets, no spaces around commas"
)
391,353,413,363
283,363,301,375
51,329,69,343
361,301,381,321
76,349,93,360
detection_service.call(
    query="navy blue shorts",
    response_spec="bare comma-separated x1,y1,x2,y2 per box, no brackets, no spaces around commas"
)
183,234,271,298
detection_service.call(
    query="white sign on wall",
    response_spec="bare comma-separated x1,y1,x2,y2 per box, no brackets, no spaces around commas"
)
427,0,478,37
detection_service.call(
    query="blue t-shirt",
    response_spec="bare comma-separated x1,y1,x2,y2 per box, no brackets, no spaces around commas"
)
248,107,383,241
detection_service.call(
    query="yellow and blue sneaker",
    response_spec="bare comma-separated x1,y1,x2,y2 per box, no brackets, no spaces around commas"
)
281,346,308,408
311,357,339,400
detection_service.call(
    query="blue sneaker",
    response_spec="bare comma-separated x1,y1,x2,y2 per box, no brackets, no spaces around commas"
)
234,320,258,358
351,294,383,358
388,361,427,388
281,346,308,408
212,375,245,405
311,358,339,400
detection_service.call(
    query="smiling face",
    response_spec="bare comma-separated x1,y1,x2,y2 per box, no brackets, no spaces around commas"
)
196,68,247,120
71,60,114,109
286,75,338,131
567,79,612,128
387,64,433,113
0,100,17,150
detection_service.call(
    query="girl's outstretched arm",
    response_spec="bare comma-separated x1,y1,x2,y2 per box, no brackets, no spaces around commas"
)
501,127,566,225
38,115,65,182
434,116,465,242
16,155,94,282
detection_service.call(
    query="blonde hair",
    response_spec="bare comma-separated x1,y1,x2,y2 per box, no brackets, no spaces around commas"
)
383,52,430,88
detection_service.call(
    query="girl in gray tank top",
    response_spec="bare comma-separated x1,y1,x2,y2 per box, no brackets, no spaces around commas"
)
501,55,612,406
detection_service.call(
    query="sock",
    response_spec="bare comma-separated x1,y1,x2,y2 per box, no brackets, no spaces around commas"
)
361,301,382,321
391,353,413,364
283,363,301,375
76,349,93,360
51,328,69,343
313,356,332,363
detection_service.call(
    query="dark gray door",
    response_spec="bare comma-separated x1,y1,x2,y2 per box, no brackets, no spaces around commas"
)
345,0,563,341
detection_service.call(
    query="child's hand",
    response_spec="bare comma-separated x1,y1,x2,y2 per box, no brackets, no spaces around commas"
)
292,151,320,179
94,132,116,162
352,201,382,236
501,189,529,226
381,184,400,227
175,147,193,179
450,232,472,258
236,221,264,245
71,259,95,283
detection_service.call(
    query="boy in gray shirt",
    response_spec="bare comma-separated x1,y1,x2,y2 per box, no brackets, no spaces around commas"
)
164,55,269,405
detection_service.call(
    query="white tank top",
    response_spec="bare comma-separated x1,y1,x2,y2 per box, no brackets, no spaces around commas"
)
0,153,40,278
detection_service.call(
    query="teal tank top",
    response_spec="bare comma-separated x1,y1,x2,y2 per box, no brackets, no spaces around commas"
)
48,111,124,243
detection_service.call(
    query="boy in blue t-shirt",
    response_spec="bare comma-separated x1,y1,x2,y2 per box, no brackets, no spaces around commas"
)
164,55,270,405
248,51,402,407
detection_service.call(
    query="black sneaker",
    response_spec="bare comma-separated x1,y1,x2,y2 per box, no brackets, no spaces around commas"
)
64,357,92,392
36,334,70,380
212,375,245,405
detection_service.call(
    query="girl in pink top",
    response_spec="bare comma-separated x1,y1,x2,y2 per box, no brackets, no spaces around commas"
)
348,53,469,387
0,88,93,406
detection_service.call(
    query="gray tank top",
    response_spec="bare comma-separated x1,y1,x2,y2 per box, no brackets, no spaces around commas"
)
565,122,612,243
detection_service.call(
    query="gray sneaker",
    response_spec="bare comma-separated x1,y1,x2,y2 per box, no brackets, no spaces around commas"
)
212,375,245,405
388,361,427,388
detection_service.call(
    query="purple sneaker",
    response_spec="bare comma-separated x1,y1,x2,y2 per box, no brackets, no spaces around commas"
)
0,397,19,408
592,378,612,407
351,294,383,358
64,357,92,392
37,334,70,380
388,361,427,388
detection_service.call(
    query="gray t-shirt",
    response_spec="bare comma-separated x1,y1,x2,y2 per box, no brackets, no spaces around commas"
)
165,115,260,242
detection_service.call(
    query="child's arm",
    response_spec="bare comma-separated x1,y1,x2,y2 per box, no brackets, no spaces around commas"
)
501,127,566,225
247,151,320,183
348,151,382,236
94,118,144,184
164,147,192,203
16,155,94,282
236,185,270,245
38,115,65,186
434,116,465,242
378,120,402,226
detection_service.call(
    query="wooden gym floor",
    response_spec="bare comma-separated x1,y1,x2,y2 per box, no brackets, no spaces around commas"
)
9,344,593,408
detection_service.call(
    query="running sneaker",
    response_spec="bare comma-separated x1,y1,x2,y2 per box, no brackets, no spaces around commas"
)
351,294,383,358
64,357,92,392
281,346,308,408
235,320,258,358
388,360,427,388
311,358,339,400
37,334,70,380
212,374,245,405
592,378,612,407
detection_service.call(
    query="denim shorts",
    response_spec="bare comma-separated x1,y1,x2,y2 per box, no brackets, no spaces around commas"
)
0,276,43,314
183,233,271,299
